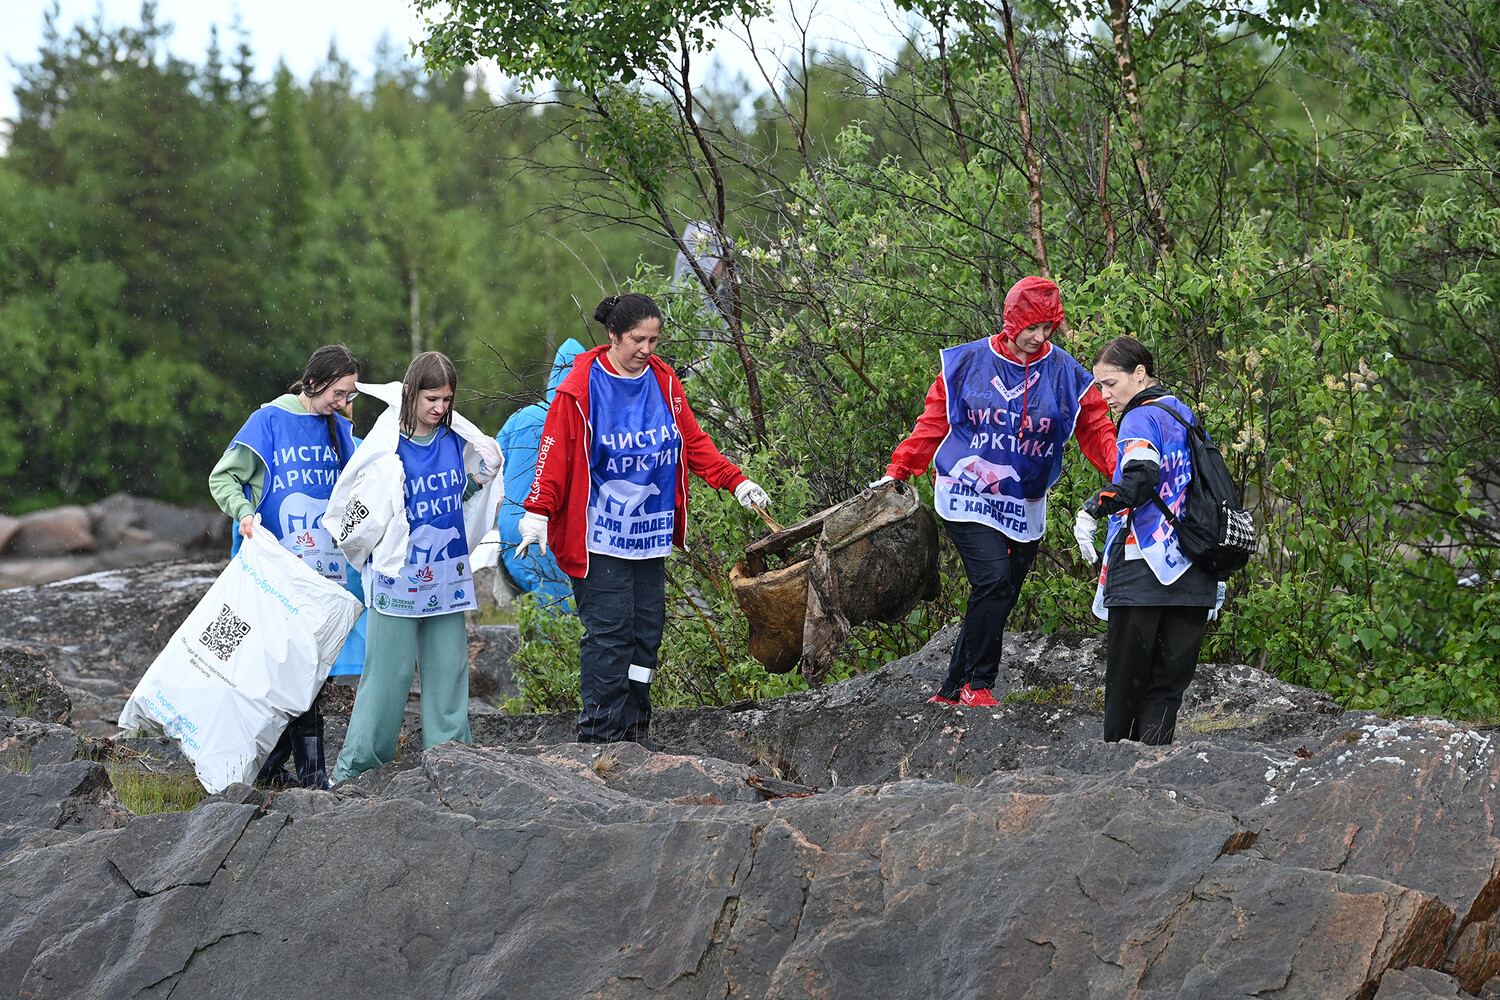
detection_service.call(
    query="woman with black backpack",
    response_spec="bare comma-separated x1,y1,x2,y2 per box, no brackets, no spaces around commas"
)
1077,336,1225,745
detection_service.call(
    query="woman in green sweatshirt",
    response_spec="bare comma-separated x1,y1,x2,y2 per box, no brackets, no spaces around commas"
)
208,344,360,788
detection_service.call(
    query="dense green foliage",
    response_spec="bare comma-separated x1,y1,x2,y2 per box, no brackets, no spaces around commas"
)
0,5,641,509
431,0,1500,719
7,0,1498,720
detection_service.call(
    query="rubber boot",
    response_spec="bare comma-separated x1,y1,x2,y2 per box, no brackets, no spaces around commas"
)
289,711,329,790
255,731,296,788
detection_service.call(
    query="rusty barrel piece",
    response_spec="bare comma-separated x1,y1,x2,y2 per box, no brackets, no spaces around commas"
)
729,480,941,674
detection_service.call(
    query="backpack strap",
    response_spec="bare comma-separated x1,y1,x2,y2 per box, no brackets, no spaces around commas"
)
1136,400,1196,526
1141,399,1194,430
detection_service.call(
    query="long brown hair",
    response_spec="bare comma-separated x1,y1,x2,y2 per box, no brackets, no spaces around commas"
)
291,344,359,462
400,351,458,437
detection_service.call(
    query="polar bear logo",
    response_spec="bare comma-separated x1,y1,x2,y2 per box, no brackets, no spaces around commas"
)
597,480,661,517
408,524,463,564
279,492,330,537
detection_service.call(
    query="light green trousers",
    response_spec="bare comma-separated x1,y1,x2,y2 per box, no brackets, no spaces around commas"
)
331,610,470,782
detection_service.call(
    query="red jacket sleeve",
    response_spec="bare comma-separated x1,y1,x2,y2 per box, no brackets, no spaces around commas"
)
678,394,747,491
886,374,950,480
523,392,580,519
1074,386,1118,478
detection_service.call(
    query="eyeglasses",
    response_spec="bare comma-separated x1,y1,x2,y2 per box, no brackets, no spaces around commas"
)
325,389,359,404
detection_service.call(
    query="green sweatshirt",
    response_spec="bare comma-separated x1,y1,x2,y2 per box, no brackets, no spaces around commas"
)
210,402,481,521
208,394,307,521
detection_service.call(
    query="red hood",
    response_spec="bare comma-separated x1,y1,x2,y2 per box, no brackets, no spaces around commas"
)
1000,275,1066,344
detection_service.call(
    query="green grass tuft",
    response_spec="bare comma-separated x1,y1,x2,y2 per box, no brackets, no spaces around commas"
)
108,765,206,815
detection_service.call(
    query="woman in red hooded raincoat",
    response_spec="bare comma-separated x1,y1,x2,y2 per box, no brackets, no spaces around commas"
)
879,276,1117,706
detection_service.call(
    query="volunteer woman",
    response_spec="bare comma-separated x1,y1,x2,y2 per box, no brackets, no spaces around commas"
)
879,276,1117,707
1079,336,1218,745
209,344,360,789
518,293,770,748
332,352,492,782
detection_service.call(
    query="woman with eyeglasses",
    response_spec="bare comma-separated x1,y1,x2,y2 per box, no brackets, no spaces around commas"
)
208,343,361,788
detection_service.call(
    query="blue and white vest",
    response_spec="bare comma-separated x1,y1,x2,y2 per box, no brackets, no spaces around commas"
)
585,360,680,560
369,429,476,617
932,339,1095,541
230,405,355,582
1099,395,1196,586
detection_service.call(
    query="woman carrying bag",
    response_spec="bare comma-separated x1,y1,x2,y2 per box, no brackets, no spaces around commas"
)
877,277,1117,707
208,344,360,789
326,352,502,782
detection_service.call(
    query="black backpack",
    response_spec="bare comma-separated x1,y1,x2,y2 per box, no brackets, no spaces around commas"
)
1134,400,1256,579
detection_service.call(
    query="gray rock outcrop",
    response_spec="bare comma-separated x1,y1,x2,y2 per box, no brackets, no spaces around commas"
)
4,566,1500,998
6,717,1500,999
8,506,95,558
0,493,229,590
0,558,224,732
0,646,71,725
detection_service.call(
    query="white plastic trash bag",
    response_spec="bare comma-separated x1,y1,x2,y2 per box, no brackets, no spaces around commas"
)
471,528,502,571
325,380,503,581
324,449,407,577
119,526,365,792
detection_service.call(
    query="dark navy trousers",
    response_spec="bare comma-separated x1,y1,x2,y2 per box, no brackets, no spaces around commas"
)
1103,605,1209,745
572,554,666,743
939,518,1040,696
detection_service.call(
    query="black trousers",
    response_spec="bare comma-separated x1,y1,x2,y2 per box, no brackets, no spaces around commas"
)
572,554,666,743
939,518,1040,696
1103,605,1209,745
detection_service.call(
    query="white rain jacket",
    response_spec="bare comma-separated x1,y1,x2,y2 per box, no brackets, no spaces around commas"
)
324,381,503,590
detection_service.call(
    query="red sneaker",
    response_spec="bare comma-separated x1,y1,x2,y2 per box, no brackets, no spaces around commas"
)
926,690,960,705
959,684,1000,708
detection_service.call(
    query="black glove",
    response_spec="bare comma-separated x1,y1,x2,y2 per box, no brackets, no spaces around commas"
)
1088,489,1130,517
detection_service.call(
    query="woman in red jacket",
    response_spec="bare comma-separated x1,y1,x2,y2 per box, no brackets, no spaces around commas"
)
879,276,1117,706
518,293,770,748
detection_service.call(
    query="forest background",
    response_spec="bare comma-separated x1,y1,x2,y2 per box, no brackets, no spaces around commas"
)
2,0,1496,719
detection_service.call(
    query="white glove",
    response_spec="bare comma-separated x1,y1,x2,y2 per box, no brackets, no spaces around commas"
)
1072,509,1098,565
471,439,502,485
1207,581,1227,621
868,475,896,489
516,512,548,558
734,480,770,510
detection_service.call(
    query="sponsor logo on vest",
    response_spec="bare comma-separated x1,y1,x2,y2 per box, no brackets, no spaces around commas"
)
950,455,1021,494
991,369,1041,401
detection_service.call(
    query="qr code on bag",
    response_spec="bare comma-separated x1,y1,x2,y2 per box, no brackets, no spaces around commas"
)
200,604,252,661
338,498,370,541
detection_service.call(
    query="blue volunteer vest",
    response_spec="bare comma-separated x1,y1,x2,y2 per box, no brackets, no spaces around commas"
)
369,429,476,617
932,339,1095,540
230,404,355,582
1099,395,1196,586
585,360,680,560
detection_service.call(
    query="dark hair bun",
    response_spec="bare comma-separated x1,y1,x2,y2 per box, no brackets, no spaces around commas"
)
592,295,620,325
592,292,661,337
